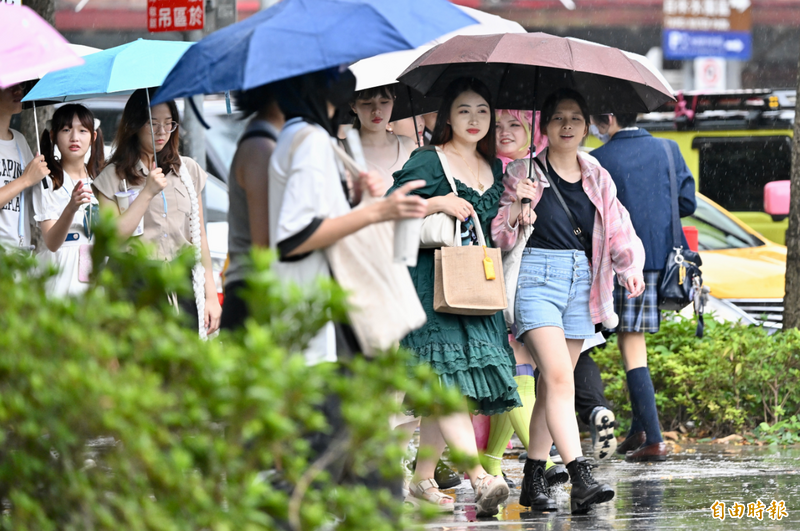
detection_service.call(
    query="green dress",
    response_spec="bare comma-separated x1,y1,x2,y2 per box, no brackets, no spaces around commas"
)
389,147,521,416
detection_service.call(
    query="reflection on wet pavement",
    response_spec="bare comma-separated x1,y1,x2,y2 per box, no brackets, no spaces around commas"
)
420,444,800,530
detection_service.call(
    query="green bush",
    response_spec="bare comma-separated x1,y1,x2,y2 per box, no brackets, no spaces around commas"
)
592,317,800,437
0,212,458,530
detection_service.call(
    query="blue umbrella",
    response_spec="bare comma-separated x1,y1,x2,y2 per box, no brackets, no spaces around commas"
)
23,39,193,186
23,39,193,103
152,0,477,104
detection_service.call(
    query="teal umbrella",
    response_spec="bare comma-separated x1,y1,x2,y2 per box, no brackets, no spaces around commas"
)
23,39,193,102
24,39,194,168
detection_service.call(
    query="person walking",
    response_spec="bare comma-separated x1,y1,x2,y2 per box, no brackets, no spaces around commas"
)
93,88,222,335
267,66,428,500
589,112,697,462
388,77,520,517
492,88,645,513
476,108,565,488
219,85,284,331
33,104,104,297
350,83,461,491
0,83,50,250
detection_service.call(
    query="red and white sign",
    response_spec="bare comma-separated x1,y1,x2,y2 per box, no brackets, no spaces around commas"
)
147,0,204,33
694,56,727,91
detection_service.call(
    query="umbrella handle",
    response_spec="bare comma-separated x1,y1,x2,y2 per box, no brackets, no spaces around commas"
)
33,101,48,189
144,88,167,214
145,88,158,168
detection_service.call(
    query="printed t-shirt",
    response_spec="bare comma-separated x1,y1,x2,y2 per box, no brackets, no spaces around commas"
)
0,129,34,248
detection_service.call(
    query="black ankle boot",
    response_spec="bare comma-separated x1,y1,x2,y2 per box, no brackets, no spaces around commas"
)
519,459,556,510
566,456,615,513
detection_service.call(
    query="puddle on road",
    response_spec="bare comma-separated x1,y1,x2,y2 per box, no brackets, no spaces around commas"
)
421,445,800,530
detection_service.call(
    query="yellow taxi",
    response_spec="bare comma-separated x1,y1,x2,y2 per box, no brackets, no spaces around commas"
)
685,193,785,328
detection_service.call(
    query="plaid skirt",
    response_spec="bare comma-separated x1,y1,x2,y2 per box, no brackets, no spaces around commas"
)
612,270,662,333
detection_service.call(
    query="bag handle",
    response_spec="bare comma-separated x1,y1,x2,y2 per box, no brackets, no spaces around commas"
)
532,158,590,251
434,146,459,196
453,211,487,248
660,139,683,250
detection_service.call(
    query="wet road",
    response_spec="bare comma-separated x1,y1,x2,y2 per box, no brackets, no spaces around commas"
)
422,443,800,530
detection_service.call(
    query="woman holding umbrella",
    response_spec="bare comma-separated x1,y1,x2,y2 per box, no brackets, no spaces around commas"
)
492,88,645,513
388,77,520,517
33,103,104,297
92,88,221,335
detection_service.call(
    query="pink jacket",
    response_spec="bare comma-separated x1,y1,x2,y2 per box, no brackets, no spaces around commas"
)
491,149,645,327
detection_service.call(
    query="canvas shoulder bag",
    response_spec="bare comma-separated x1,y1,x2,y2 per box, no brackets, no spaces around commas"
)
419,146,459,248
322,137,427,357
433,211,507,316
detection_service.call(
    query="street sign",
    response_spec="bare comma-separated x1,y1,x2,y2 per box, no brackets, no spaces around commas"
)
663,0,752,60
694,56,727,91
147,0,204,33
663,29,751,60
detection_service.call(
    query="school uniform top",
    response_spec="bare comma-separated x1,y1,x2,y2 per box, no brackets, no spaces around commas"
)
93,156,207,261
0,129,34,248
268,118,351,366
590,129,696,271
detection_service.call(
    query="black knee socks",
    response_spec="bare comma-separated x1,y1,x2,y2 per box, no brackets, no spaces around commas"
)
626,366,663,445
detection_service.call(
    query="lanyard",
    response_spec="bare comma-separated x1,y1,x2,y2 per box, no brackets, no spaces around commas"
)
13,141,27,249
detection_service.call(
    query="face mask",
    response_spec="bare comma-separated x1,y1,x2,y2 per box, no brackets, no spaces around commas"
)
590,124,611,144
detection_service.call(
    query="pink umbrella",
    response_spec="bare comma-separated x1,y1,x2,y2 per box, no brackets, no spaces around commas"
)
0,4,83,89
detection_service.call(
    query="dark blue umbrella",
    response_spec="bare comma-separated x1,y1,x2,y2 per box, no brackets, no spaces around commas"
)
152,0,476,105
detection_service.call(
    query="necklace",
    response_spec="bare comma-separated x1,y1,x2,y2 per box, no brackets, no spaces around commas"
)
451,143,484,192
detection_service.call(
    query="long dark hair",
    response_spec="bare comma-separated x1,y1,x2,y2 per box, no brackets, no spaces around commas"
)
108,88,181,185
430,77,496,162
41,104,105,190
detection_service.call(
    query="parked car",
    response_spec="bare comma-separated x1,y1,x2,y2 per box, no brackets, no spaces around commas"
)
685,193,785,329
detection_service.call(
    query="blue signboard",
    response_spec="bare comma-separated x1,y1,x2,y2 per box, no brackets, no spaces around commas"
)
663,29,752,61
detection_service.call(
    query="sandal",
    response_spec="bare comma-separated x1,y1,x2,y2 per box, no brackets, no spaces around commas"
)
405,478,455,513
472,474,510,517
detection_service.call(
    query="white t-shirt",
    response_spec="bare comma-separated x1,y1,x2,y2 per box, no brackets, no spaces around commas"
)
0,129,34,248
269,118,351,366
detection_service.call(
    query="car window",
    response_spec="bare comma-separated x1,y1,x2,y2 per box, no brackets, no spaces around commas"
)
204,112,247,180
694,136,791,212
203,174,228,223
683,196,764,250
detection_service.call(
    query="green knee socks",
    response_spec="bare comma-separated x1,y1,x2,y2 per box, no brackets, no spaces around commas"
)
482,371,537,476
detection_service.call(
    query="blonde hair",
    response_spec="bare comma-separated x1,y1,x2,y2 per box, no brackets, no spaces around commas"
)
496,109,533,154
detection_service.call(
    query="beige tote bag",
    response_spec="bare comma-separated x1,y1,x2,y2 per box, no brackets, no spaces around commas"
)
324,142,426,357
433,212,508,316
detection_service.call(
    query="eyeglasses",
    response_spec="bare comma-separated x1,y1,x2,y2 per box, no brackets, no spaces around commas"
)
149,121,179,133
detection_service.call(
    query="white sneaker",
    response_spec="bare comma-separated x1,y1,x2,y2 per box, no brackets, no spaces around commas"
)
590,406,617,461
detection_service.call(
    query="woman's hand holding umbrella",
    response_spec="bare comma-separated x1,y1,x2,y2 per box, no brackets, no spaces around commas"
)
143,164,168,199
513,178,537,226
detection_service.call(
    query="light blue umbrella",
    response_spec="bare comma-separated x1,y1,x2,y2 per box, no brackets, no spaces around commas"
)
24,39,193,190
23,39,193,103
152,0,477,104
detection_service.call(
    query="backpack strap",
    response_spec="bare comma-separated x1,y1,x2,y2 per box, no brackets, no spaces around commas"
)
238,128,278,145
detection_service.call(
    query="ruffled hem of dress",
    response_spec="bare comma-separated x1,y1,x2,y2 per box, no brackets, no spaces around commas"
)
404,340,522,416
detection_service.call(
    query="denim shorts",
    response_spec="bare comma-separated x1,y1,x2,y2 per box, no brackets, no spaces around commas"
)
514,248,595,340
